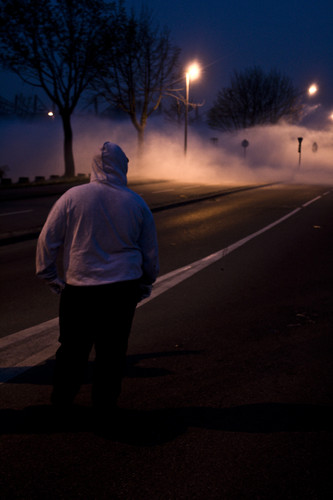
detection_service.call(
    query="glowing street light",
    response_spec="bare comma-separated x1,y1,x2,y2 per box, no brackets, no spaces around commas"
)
184,62,200,155
308,83,318,96
187,62,200,81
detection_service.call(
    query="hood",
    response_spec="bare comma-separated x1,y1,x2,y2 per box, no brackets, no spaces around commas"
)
90,142,129,186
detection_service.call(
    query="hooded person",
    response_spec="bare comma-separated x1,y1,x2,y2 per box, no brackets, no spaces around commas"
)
36,142,159,416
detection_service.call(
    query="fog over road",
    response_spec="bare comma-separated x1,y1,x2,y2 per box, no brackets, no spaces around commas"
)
1,181,333,498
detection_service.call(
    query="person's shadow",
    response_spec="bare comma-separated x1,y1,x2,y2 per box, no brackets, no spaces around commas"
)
2,350,333,445
1,402,332,446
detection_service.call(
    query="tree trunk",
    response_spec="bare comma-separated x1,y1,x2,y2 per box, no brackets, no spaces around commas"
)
137,127,145,157
61,111,75,178
130,112,145,159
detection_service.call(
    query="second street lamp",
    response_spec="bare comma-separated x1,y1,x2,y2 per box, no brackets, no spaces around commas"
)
184,63,200,155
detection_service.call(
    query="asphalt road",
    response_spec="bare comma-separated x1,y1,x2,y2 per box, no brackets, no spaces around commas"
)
1,182,333,499
0,179,263,335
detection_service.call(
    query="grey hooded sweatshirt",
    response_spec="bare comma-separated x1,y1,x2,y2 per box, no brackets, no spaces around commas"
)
36,142,159,287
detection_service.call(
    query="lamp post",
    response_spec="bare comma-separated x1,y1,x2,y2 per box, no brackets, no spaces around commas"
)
184,62,200,155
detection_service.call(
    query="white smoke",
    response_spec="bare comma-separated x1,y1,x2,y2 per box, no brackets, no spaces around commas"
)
137,118,333,185
0,114,332,185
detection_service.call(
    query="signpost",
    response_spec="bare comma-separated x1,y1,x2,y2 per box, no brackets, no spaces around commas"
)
297,137,303,167
242,139,249,158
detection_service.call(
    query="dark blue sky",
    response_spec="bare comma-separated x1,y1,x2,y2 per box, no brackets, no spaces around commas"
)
129,0,333,111
1,0,332,117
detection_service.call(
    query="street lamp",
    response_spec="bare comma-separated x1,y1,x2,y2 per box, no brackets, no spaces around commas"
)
308,83,318,96
297,84,319,168
184,62,200,155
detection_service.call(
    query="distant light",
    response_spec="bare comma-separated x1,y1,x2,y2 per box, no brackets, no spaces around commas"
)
329,112,333,121
186,62,200,81
308,84,318,96
48,111,54,117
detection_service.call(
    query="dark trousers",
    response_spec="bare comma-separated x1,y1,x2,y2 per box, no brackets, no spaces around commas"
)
51,280,140,410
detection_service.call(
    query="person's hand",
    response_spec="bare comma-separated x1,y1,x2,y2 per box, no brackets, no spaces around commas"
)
137,284,152,302
47,278,66,295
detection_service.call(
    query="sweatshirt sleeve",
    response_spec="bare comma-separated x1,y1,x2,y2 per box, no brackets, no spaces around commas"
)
36,197,67,282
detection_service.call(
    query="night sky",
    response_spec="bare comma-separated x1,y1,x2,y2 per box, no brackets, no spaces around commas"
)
128,0,333,112
1,0,332,117
1,0,332,182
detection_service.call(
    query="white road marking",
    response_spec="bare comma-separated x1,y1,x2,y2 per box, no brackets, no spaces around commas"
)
138,208,302,307
0,318,58,349
0,319,59,383
152,189,175,193
302,196,322,207
0,192,329,383
0,209,33,217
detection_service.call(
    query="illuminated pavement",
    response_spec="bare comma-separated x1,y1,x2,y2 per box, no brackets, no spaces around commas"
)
0,179,262,244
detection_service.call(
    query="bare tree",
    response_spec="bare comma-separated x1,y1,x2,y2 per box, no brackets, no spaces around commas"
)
0,0,115,177
163,96,202,126
95,5,181,151
207,66,302,132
